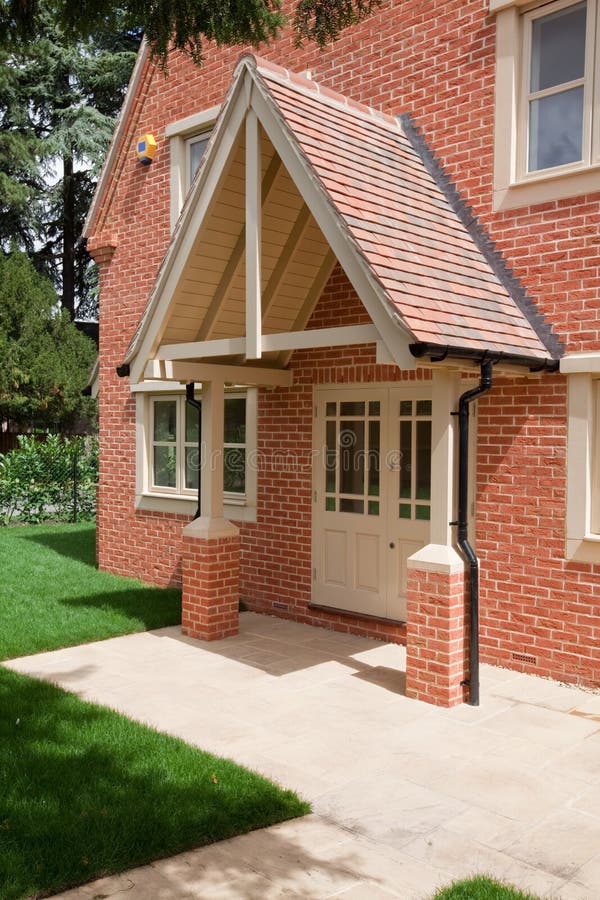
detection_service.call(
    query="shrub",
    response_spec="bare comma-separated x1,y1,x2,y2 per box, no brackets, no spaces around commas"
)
0,433,98,525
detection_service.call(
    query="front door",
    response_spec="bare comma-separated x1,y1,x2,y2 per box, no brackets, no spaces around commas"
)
312,386,432,621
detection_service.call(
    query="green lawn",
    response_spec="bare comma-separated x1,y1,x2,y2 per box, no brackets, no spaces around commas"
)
0,522,310,899
0,522,181,659
432,876,541,900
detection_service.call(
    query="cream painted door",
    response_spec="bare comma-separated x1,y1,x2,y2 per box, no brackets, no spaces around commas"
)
312,387,432,621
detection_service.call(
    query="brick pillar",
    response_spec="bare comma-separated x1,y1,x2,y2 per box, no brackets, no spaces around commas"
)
181,518,240,641
405,547,468,707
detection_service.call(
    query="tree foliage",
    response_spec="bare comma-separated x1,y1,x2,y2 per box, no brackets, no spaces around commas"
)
0,250,97,429
0,0,383,64
0,5,139,318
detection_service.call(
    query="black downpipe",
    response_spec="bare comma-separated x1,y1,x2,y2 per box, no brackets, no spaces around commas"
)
185,383,202,520
455,360,493,706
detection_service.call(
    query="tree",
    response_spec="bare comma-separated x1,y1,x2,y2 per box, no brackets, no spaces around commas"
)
0,250,97,430
0,0,382,65
0,6,140,319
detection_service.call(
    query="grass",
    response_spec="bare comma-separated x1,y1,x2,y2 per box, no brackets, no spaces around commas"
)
0,522,310,898
0,522,181,659
432,875,542,900
0,667,310,900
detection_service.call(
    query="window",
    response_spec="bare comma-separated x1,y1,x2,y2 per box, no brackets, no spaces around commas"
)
150,393,248,498
562,354,600,561
522,1,589,175
165,105,220,228
135,386,257,521
491,0,600,210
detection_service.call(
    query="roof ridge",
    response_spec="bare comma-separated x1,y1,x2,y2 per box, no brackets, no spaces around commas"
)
399,114,564,360
242,53,402,134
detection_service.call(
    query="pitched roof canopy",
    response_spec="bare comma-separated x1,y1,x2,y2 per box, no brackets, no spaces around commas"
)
127,54,559,380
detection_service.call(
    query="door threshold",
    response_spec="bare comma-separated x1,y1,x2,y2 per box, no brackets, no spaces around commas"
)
308,602,406,627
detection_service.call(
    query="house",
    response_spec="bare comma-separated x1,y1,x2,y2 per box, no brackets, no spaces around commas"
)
84,0,600,707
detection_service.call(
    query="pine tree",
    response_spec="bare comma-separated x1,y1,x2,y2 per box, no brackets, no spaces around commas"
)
0,6,140,319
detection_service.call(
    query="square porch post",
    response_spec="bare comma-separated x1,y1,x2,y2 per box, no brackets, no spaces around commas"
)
405,369,468,706
181,380,240,641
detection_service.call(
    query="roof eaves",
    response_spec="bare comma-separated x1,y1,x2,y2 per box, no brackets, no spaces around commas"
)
83,40,151,240
399,113,564,362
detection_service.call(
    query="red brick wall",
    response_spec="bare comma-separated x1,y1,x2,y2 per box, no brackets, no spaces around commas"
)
91,0,600,687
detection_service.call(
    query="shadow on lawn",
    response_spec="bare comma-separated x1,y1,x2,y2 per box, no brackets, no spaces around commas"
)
21,524,97,567
0,668,354,900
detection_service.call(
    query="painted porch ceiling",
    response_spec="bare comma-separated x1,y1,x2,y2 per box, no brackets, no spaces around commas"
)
160,134,334,362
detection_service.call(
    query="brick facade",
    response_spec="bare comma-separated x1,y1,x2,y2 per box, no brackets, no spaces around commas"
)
90,0,600,692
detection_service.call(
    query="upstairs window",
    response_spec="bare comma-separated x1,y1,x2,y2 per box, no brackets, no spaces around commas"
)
522,0,590,175
166,105,220,228
187,131,211,185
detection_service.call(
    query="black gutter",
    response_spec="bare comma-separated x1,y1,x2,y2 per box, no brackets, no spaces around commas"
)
185,382,202,520
453,361,493,707
409,342,559,372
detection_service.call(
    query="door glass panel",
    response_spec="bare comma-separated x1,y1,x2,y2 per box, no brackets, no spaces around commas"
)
340,498,364,514
154,401,177,442
400,400,412,416
325,496,336,511
416,400,432,417
325,421,336,493
326,402,336,416
399,503,411,519
369,401,380,416
416,420,432,501
416,505,431,521
340,420,364,495
340,401,365,416
368,500,380,515
368,420,380,497
399,421,412,498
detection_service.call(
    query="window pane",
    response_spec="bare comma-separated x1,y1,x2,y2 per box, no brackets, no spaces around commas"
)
224,398,246,443
325,496,336,511
326,402,336,416
368,500,380,516
529,86,583,171
340,401,365,416
368,401,380,416
416,505,431,521
325,420,336,493
154,445,176,488
399,400,412,417
416,420,432,501
186,403,200,444
153,401,177,442
224,448,245,493
189,134,210,181
530,3,586,93
399,420,412,498
399,503,411,519
340,498,364,514
340,420,365,495
416,400,432,416
185,447,199,491
368,420,380,497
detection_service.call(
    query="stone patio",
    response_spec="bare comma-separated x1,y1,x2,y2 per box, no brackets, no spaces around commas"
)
6,612,600,899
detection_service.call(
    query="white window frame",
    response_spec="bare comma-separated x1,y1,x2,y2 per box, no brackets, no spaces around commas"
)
562,353,600,561
134,383,257,522
491,0,600,210
165,105,220,229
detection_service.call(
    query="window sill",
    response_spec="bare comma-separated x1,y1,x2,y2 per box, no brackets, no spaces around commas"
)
135,492,256,522
493,163,600,212
566,535,600,564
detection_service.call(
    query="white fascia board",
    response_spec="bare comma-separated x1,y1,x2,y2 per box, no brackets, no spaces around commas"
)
127,72,251,384
145,359,293,386
83,40,151,239
248,77,415,370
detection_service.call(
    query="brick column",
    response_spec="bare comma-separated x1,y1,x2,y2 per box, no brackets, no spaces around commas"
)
181,518,240,641
405,546,468,707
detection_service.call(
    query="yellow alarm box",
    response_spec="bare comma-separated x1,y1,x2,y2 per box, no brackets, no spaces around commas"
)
136,133,157,165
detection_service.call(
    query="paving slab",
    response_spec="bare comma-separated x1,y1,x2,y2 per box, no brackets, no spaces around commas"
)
5,612,600,900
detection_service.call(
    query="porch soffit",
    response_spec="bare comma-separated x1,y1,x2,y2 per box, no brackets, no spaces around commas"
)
126,54,558,384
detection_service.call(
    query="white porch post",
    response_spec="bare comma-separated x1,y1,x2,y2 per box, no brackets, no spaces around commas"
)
200,379,225,520
245,108,262,360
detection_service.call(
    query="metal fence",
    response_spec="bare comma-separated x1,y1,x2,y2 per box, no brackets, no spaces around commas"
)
0,434,98,525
